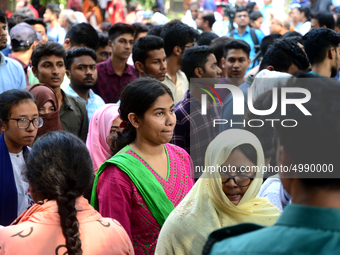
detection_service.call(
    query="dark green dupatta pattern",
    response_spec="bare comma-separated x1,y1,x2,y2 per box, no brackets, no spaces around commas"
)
91,145,175,227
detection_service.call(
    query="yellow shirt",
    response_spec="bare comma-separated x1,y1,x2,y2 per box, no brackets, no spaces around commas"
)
162,70,189,105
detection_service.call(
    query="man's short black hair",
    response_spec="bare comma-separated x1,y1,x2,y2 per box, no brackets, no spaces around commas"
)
223,39,251,59
147,25,163,37
97,31,108,48
311,11,335,30
281,31,301,39
132,35,164,66
210,36,234,66
132,22,149,41
235,6,249,15
8,12,30,32
303,28,340,65
299,5,311,21
260,39,309,72
197,32,219,46
260,34,282,57
181,46,213,81
274,74,340,189
0,9,7,24
23,18,47,33
66,47,97,70
46,3,61,18
108,23,135,42
161,20,199,57
31,42,66,69
202,12,216,29
65,23,99,50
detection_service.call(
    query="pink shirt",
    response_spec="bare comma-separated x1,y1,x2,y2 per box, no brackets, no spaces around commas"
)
97,143,194,254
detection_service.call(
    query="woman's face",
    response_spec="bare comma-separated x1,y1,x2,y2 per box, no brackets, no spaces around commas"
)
110,116,123,138
221,149,256,206
135,93,176,145
1,100,39,150
39,100,55,114
253,4,260,12
251,17,263,30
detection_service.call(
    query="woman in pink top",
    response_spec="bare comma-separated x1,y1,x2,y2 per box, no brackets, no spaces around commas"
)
86,104,123,174
0,131,134,255
91,77,194,254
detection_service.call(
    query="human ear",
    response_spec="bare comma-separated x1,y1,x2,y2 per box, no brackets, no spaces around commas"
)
266,65,275,71
63,38,71,51
194,67,203,78
128,113,140,129
32,66,38,78
221,57,225,69
173,46,182,57
135,61,145,75
66,70,71,79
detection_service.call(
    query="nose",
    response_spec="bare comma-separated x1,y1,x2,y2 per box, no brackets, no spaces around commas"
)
166,110,176,126
161,60,167,70
217,66,222,76
225,178,238,188
26,121,36,131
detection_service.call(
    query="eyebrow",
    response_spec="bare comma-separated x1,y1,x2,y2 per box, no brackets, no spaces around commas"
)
111,125,119,129
18,114,39,117
153,104,175,112
77,64,96,67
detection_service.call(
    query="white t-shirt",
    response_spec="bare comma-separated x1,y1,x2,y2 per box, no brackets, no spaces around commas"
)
9,151,32,217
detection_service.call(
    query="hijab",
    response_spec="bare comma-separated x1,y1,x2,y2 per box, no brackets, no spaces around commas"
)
155,129,281,255
25,84,63,138
86,104,120,172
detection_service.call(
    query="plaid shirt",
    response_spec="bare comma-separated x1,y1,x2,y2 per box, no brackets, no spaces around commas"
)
171,90,221,173
93,58,139,103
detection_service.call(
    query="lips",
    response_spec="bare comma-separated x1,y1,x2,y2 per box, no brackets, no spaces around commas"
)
51,77,60,82
84,77,94,82
225,193,240,200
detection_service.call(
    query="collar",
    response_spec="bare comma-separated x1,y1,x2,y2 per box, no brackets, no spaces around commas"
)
61,89,75,111
0,51,7,66
8,54,28,69
105,57,135,76
66,85,94,100
276,203,340,231
235,25,251,35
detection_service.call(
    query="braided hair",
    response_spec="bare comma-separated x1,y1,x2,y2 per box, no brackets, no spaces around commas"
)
24,131,93,255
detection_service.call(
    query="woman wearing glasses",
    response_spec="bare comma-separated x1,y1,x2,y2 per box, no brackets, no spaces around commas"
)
0,89,43,226
155,129,281,255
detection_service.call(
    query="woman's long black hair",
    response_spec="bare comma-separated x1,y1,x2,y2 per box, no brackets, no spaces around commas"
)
109,77,173,156
24,131,93,255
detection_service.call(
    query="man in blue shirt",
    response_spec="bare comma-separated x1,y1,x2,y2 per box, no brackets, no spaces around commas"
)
205,76,340,255
64,47,105,123
227,7,264,62
0,10,26,93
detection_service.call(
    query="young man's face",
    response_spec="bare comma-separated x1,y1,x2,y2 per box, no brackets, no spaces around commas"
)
0,21,7,51
110,33,134,61
96,45,112,63
31,24,48,42
67,55,98,89
190,5,199,20
33,55,65,89
43,8,55,23
224,48,250,81
196,13,205,30
310,18,320,30
143,48,167,81
234,11,250,28
202,53,222,79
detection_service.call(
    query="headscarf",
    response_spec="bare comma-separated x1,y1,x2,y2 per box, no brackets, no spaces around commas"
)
155,129,281,255
86,104,120,172
25,84,63,139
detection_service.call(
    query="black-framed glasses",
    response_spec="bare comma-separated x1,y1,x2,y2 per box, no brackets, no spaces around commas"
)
5,117,44,129
221,174,254,187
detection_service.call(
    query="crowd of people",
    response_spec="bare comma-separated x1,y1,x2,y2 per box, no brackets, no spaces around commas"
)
1,0,340,254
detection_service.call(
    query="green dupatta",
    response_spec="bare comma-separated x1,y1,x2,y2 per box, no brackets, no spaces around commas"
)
91,145,175,227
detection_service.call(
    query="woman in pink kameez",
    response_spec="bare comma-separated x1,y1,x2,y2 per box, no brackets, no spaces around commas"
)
91,77,194,254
